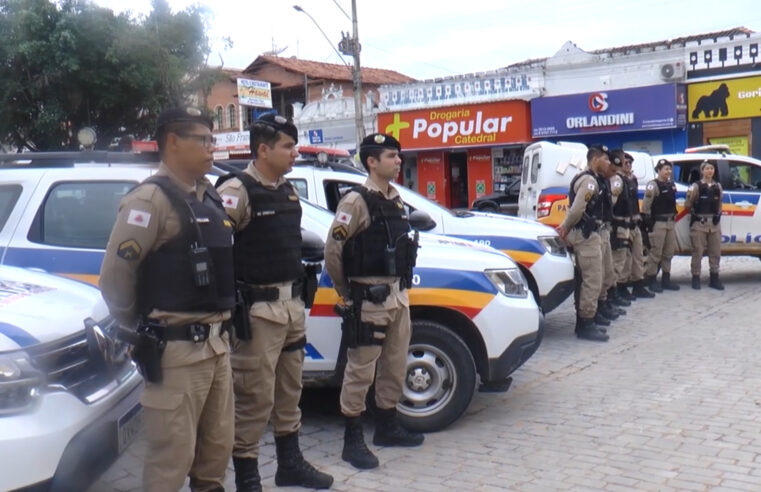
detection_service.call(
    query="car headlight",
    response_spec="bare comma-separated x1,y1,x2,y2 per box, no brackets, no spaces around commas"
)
485,268,528,298
0,353,42,415
538,235,567,256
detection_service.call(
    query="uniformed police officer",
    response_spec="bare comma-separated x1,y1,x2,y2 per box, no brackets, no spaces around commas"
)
608,150,636,303
685,160,724,290
324,133,423,470
598,153,629,325
642,158,680,292
100,107,235,492
622,152,656,299
216,114,333,491
556,145,610,342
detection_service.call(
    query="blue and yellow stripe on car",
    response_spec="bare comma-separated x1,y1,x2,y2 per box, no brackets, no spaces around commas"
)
309,267,497,320
454,235,546,269
2,247,102,286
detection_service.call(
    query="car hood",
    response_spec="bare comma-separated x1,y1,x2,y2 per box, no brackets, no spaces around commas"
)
416,232,520,271
0,266,107,352
444,211,559,240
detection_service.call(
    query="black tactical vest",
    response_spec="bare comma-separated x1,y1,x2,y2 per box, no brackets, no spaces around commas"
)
568,170,604,220
343,186,417,279
612,173,633,218
625,175,641,215
217,170,304,285
651,180,677,216
694,181,721,215
598,175,613,223
137,176,235,314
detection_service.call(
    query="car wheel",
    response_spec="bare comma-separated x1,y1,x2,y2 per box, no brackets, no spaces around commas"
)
396,320,477,432
478,203,499,213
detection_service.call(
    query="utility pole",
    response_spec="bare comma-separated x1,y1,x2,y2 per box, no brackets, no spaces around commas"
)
340,0,364,151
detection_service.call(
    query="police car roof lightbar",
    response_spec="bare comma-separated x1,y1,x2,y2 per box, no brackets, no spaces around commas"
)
684,144,731,154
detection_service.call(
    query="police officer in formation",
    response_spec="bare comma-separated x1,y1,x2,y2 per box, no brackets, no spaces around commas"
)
620,152,656,299
685,160,724,290
100,108,235,492
556,145,610,342
216,114,333,491
641,159,681,292
324,133,424,469
608,150,635,302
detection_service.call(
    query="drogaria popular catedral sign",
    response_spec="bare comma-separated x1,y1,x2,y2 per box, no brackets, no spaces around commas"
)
377,100,531,151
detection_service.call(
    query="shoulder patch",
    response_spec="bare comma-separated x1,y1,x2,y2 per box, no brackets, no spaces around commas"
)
586,182,595,191
126,209,151,228
336,211,352,225
331,224,348,241
646,182,655,190
584,191,593,202
221,194,239,209
117,239,142,260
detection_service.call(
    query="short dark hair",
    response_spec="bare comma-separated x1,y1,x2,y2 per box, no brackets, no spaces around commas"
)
156,121,200,156
359,147,387,171
586,146,608,163
249,122,284,158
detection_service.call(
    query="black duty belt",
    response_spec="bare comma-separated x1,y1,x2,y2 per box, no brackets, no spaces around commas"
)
243,280,303,303
158,322,223,342
654,215,675,222
349,281,392,304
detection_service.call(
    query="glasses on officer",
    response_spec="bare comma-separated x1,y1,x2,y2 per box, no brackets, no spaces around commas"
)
176,133,217,149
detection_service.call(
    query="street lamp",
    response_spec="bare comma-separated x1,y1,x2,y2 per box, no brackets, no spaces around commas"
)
293,2,365,152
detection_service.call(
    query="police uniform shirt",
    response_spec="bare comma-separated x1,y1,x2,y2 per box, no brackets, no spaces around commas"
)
216,161,304,324
685,181,723,213
99,163,231,362
641,179,662,215
560,172,599,231
609,174,624,206
324,178,408,307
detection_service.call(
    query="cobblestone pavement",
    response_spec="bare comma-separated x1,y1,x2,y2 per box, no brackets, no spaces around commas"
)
89,256,761,491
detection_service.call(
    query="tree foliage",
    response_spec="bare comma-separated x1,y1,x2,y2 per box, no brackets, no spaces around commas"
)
0,0,219,150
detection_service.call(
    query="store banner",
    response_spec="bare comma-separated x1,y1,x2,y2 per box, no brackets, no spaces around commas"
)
378,101,531,151
237,78,272,108
688,75,761,122
709,135,749,155
531,84,684,137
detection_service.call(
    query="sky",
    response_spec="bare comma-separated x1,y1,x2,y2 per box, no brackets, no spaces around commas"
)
93,0,761,80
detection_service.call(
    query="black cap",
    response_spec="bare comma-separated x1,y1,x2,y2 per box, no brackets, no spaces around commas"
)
589,144,609,153
251,113,298,144
608,148,624,167
624,152,634,163
155,107,213,134
655,158,673,171
360,133,402,152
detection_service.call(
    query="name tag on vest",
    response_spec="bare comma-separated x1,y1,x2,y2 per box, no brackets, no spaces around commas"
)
255,210,276,216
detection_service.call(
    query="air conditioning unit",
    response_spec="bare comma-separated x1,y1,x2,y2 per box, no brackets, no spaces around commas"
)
659,62,685,81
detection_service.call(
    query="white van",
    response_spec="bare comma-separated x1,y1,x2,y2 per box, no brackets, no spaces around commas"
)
518,141,761,258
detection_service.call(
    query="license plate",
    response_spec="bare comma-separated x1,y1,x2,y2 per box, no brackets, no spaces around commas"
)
117,403,144,454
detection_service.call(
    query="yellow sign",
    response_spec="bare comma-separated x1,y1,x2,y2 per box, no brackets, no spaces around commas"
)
688,75,761,122
709,135,749,156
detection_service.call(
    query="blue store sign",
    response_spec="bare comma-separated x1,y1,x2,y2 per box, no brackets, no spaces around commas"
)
531,84,686,138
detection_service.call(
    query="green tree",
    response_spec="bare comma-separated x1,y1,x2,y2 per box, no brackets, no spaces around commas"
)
0,0,218,150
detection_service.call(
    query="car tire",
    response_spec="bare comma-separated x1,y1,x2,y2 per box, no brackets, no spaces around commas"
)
478,203,499,213
395,320,477,432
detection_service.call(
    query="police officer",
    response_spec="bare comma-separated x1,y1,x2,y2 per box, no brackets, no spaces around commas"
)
622,152,656,299
642,158,680,292
100,107,234,492
556,145,609,342
598,153,629,325
685,160,724,290
608,150,636,303
216,114,333,491
324,133,423,470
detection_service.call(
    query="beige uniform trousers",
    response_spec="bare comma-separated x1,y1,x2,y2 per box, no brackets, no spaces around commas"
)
646,219,676,275
566,229,603,319
629,224,646,283
599,226,616,298
340,285,411,416
690,218,722,275
141,338,234,492
231,296,306,458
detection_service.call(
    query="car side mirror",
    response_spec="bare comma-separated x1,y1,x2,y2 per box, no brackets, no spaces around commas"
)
409,210,436,231
301,228,325,262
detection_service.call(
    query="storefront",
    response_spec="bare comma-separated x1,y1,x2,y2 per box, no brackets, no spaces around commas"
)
530,84,688,155
687,75,761,158
377,100,531,208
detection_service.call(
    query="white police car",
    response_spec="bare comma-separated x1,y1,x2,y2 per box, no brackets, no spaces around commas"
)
0,151,541,432
0,265,142,491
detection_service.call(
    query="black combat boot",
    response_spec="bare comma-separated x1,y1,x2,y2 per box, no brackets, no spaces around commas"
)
647,275,663,293
608,286,631,307
594,311,611,326
709,272,725,290
661,272,680,291
374,407,424,447
343,416,379,469
597,300,618,320
274,431,333,489
233,456,262,492
692,275,701,290
607,298,626,316
619,283,636,301
577,318,609,342
632,279,655,298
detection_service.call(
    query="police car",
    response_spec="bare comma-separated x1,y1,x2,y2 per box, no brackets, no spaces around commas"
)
518,141,761,258
0,265,142,491
0,151,541,432
264,158,575,314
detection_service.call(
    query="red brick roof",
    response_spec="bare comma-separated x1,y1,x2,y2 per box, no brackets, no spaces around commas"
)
243,55,415,85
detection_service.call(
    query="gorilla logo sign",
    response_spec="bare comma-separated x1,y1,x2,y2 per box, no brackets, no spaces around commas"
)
688,76,761,122
588,92,609,113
